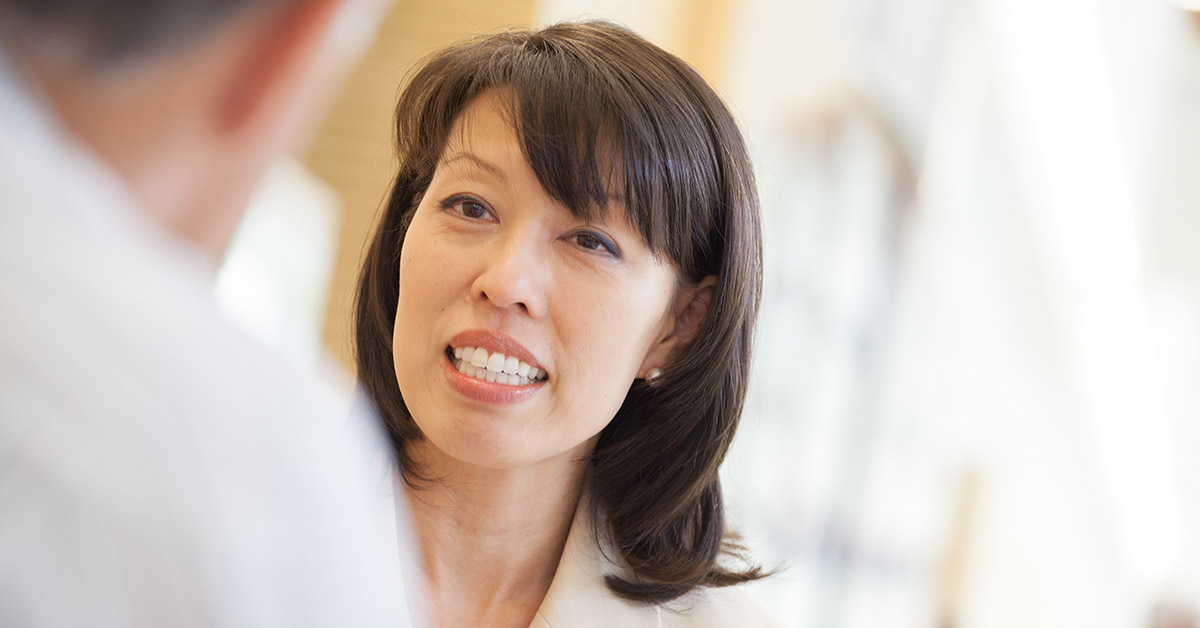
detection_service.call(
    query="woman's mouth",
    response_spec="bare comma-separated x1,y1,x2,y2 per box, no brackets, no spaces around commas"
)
446,346,548,386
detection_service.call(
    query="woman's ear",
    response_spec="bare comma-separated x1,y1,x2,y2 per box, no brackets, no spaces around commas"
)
639,275,718,377
672,275,717,342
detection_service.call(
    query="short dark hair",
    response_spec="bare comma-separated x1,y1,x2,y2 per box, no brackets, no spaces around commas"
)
0,0,286,66
354,21,766,604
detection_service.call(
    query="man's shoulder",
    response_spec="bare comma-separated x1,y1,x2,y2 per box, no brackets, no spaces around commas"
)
0,199,402,628
0,208,345,421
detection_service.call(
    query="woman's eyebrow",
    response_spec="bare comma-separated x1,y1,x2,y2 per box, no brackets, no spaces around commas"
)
439,152,505,179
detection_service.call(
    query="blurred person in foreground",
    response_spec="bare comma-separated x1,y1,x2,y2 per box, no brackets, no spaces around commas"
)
0,0,421,626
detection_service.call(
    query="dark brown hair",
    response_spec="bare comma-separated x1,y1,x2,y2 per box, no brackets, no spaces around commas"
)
355,21,765,604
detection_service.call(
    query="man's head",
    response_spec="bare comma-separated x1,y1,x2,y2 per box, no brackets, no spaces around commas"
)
0,0,382,259
0,1,289,68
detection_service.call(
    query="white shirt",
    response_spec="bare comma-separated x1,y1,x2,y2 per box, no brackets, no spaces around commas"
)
530,494,784,628
0,53,417,628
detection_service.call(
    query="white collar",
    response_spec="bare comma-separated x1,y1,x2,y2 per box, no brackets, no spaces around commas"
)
0,50,129,226
530,495,663,628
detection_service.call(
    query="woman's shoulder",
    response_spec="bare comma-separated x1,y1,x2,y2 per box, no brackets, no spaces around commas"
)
660,584,785,628
535,495,785,628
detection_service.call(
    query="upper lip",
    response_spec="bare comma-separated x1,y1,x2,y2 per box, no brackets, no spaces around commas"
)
447,329,546,373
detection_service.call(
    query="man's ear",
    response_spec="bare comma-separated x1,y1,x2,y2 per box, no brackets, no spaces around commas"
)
639,275,718,377
216,0,347,135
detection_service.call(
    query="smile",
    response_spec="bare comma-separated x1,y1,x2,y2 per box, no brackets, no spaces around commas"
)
447,346,548,386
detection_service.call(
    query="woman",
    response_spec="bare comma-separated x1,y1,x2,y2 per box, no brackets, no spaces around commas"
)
355,21,778,627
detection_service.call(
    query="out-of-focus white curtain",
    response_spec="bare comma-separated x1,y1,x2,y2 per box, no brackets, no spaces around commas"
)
714,0,1200,626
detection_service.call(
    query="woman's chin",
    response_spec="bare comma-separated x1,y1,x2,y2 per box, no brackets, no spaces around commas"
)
411,426,592,476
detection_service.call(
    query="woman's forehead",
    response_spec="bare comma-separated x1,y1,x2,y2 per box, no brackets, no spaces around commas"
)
437,91,631,216
438,96,523,172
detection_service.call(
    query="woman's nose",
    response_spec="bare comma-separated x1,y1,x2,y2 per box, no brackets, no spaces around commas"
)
469,235,548,319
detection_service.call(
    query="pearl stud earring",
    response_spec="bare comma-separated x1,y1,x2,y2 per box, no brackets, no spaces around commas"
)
646,368,663,381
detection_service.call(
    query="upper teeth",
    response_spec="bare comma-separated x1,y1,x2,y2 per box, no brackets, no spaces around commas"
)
453,346,546,385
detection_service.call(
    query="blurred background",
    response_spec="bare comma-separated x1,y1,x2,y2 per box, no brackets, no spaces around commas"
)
213,0,1200,626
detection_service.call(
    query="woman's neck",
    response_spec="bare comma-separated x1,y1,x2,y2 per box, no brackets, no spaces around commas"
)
404,441,592,628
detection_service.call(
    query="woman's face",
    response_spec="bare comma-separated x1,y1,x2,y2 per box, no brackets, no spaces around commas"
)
392,91,680,471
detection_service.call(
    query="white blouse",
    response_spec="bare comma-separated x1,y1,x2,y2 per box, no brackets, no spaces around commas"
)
530,499,784,628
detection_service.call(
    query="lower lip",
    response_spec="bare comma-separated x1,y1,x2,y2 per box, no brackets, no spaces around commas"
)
443,353,545,404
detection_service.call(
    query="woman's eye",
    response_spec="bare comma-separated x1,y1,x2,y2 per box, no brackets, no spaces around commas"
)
571,231,620,257
442,195,493,220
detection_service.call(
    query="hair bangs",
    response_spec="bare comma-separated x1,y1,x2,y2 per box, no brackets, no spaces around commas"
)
499,40,711,271
397,24,727,277
500,65,660,261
